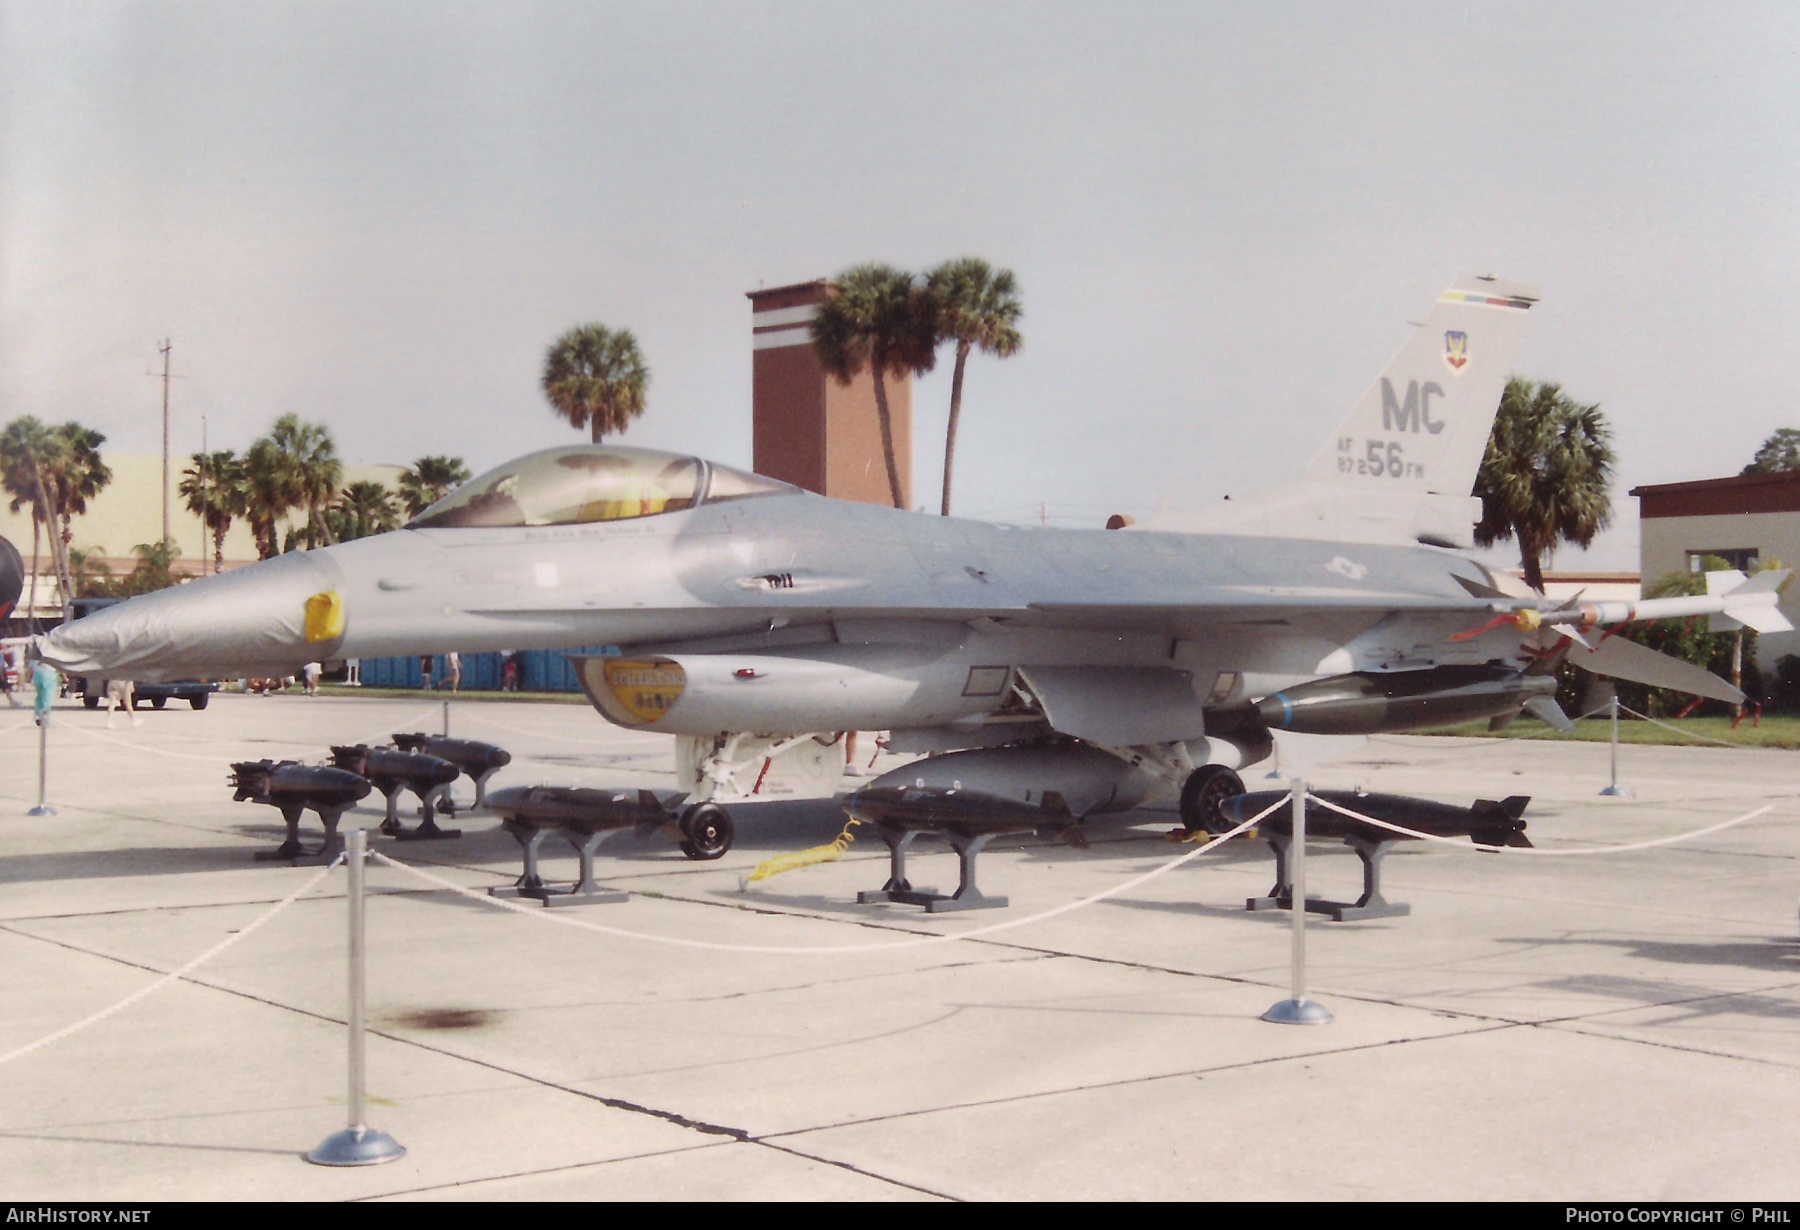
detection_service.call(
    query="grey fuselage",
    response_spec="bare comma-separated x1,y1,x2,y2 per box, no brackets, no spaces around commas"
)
40,486,1525,748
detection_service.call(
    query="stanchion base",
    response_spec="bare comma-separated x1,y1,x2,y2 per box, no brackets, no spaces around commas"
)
1261,997,1334,1025
306,1125,406,1166
26,805,56,816
488,884,629,908
1598,786,1633,797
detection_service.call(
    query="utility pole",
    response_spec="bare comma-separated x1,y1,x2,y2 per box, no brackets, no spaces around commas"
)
200,415,208,577
157,336,171,547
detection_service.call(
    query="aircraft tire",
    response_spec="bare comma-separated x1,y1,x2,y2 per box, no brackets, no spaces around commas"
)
83,695,99,710
190,695,208,710
1179,765,1246,835
149,696,167,710
679,803,733,860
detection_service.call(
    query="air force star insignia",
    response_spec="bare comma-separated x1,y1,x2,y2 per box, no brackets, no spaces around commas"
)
1443,330,1469,372
1325,556,1369,581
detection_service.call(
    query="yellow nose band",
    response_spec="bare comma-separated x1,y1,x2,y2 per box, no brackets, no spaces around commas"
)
304,591,345,643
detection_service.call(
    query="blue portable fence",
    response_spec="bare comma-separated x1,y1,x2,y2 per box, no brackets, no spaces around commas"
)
353,646,619,693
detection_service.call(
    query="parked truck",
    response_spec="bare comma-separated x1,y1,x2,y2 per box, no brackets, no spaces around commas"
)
64,597,220,710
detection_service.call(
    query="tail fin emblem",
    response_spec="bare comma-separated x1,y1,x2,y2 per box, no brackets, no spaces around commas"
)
1443,330,1470,372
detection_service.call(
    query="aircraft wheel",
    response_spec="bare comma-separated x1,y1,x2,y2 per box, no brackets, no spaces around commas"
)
1180,765,1246,834
679,803,733,860
82,695,99,710
149,696,167,710
190,695,208,710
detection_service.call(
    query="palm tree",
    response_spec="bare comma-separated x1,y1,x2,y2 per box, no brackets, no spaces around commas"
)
0,416,73,612
924,259,1022,516
45,423,111,567
330,480,401,541
1474,378,1615,592
398,455,472,518
179,450,244,574
266,414,342,548
811,264,938,509
241,437,296,560
120,539,180,596
67,544,116,599
541,325,650,443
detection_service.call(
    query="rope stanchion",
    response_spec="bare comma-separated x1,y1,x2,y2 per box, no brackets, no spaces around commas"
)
308,829,403,1166
1305,793,1778,855
0,858,341,1067
1262,777,1333,1025
28,714,54,815
371,797,1288,956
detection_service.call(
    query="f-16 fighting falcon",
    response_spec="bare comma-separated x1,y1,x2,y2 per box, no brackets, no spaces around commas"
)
36,277,1790,854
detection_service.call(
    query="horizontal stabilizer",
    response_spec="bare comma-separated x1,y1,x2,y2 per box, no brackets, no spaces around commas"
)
1568,634,1744,704
1453,573,1512,601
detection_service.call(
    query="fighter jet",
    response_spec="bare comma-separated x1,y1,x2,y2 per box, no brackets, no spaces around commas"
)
37,277,1789,849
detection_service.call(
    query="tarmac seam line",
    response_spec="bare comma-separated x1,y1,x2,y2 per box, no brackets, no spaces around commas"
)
757,1020,1526,1141
3,917,957,1200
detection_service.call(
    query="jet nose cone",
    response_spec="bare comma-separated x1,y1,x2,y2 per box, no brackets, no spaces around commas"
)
38,551,343,681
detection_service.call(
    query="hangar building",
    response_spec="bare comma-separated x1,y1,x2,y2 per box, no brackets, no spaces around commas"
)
1633,470,1800,666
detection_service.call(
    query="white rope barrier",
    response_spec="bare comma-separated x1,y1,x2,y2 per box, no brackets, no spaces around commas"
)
0,859,341,1067
57,720,238,762
1617,704,1760,748
1305,793,1778,855
32,701,447,767
451,709,610,746
370,799,1286,956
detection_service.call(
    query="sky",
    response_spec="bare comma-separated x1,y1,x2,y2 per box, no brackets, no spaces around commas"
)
4,1,1798,571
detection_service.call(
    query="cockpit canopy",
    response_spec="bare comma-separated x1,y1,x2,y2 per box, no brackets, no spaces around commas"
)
407,446,801,529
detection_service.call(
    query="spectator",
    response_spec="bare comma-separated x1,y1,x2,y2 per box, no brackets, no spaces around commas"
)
446,651,462,694
420,654,434,690
105,677,140,728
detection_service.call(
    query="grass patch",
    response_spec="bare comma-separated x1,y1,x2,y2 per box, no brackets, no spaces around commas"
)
1420,713,1800,749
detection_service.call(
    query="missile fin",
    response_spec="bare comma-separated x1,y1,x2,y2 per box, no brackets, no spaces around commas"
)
1472,796,1530,824
1522,695,1576,733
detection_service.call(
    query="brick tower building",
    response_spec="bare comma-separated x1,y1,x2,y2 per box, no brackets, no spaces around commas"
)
747,279,913,508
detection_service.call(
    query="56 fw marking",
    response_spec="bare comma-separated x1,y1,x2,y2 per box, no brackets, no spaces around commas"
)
1335,436,1426,480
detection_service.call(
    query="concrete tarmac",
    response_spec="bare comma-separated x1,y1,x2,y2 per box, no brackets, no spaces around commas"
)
2,692,1797,1201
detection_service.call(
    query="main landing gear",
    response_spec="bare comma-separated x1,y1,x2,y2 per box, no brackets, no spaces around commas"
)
678,802,733,860
1180,764,1246,835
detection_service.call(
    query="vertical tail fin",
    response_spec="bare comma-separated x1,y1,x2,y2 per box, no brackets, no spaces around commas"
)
1303,276,1538,500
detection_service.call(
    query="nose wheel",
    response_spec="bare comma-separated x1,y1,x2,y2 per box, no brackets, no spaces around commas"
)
1180,765,1246,835
679,802,733,860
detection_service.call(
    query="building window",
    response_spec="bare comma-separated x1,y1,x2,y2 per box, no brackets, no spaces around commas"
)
1688,548,1759,573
